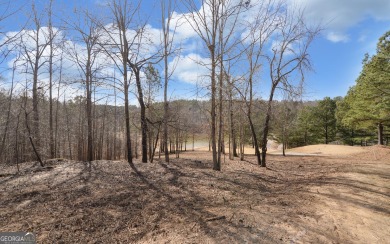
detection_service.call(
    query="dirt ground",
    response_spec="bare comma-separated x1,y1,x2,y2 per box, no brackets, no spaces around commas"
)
1,145,389,243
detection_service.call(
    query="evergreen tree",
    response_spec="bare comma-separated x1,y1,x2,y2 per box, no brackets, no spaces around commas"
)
341,31,390,145
314,97,337,144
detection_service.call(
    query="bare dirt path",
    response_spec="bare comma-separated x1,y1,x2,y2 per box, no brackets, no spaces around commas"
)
0,145,389,243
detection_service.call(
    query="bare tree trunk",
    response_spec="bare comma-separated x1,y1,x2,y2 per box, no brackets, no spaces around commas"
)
114,83,117,160
232,101,238,156
64,95,72,160
77,99,83,161
161,0,173,163
239,120,245,161
135,129,138,159
99,103,108,160
228,127,232,160
86,66,93,162
15,110,21,172
148,125,153,161
132,66,148,163
125,83,133,163
228,86,237,158
48,0,55,159
248,116,261,165
211,46,218,170
54,55,63,158
247,75,261,165
217,68,223,169
282,127,286,156
150,124,161,163
24,94,44,167
176,127,180,159
378,123,384,145
192,132,195,151
32,56,41,162
261,85,277,167
209,136,211,152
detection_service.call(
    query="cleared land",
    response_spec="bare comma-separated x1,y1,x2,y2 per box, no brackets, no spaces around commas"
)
0,145,389,243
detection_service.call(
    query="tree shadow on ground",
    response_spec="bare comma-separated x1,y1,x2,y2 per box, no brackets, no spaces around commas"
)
1,152,389,243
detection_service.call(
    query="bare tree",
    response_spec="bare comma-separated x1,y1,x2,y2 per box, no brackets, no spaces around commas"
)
98,0,142,165
54,52,65,157
181,0,220,169
65,10,104,162
17,2,52,165
182,0,247,170
161,0,178,163
126,26,163,164
100,0,163,163
234,0,281,165
260,7,319,166
216,0,247,168
45,0,63,159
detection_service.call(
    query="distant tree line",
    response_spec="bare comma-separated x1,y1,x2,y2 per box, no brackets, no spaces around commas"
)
0,90,388,167
0,91,211,166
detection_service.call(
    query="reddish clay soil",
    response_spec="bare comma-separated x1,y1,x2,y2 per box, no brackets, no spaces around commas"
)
1,145,389,243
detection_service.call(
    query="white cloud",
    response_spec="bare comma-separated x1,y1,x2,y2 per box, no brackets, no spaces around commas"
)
99,23,163,63
169,53,210,85
170,11,200,42
289,0,390,42
326,31,350,43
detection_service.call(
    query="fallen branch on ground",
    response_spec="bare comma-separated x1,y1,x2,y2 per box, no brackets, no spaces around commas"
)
205,216,226,222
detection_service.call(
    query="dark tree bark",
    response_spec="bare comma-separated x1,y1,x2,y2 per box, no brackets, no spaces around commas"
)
150,124,161,163
123,60,133,164
23,93,44,167
64,96,73,160
248,76,262,165
261,84,277,167
210,45,218,170
378,123,384,145
86,62,93,162
248,115,262,165
130,64,148,163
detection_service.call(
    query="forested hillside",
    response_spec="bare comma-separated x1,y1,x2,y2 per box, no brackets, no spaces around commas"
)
1,91,388,166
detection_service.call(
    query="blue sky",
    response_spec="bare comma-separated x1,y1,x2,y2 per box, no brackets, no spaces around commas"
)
304,17,390,100
1,0,390,103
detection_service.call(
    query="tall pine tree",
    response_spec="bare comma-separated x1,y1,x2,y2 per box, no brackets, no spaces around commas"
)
341,31,390,145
